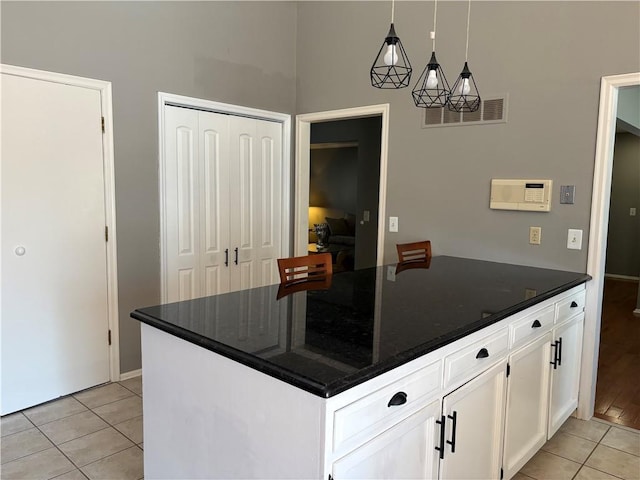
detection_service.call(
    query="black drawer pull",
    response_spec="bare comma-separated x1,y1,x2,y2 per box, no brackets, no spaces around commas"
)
234,247,239,265
446,411,458,453
531,319,542,328
224,248,229,267
387,391,407,407
550,340,560,369
570,301,578,308
557,337,563,366
476,348,489,359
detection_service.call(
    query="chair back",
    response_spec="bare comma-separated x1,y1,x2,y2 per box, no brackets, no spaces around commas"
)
396,240,432,263
277,253,333,288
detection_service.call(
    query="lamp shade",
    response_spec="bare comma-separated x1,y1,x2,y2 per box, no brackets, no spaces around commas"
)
448,62,481,112
370,23,412,89
411,51,451,108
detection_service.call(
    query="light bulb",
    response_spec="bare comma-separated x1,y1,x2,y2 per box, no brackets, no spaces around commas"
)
383,44,399,66
426,69,438,89
459,78,471,95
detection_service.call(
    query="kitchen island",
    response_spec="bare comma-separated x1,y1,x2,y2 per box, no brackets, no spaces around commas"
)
131,256,590,479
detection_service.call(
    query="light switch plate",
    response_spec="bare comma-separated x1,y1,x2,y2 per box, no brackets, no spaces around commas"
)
389,216,398,232
364,210,370,222
567,229,583,250
560,185,575,204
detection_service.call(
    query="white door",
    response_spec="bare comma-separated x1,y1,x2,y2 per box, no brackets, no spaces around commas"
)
502,333,552,479
164,106,283,302
332,399,441,479
440,360,507,480
548,314,584,437
1,73,110,414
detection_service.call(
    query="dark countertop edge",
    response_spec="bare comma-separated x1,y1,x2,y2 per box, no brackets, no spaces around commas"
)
131,275,590,399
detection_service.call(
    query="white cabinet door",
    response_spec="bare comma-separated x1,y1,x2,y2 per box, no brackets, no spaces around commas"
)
332,399,441,480
548,314,584,437
502,333,552,479
440,360,507,480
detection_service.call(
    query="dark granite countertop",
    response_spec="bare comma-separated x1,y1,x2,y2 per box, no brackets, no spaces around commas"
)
131,256,590,398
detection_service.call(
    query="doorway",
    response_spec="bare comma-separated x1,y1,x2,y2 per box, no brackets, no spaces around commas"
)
580,72,640,421
1,65,119,414
294,104,389,265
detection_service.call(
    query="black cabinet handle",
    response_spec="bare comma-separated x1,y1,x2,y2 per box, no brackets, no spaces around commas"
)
446,411,458,453
387,391,407,407
224,248,229,267
476,348,489,359
234,247,239,265
531,319,542,328
550,340,560,369
557,337,563,366
570,301,578,308
435,415,446,459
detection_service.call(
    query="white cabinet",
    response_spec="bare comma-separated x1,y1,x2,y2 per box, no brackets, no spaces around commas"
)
332,399,441,480
502,332,552,479
439,360,508,480
548,313,584,437
163,106,284,301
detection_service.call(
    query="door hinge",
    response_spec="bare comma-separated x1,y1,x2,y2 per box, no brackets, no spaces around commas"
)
108,329,112,346
500,467,504,479
105,226,109,242
506,363,511,377
101,116,105,133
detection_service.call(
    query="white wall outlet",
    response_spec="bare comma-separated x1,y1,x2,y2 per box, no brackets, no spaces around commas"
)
567,229,583,250
529,226,542,245
389,216,398,232
387,265,396,282
631,207,637,217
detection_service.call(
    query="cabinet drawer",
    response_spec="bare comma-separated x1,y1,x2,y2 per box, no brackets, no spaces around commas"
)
510,305,555,348
556,289,586,324
333,360,441,453
444,328,509,388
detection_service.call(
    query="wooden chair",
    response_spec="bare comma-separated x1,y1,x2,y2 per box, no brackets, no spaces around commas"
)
396,240,432,263
276,253,333,298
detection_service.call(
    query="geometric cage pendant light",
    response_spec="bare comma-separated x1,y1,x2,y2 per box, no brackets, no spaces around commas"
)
370,0,412,89
412,0,451,108
448,0,481,112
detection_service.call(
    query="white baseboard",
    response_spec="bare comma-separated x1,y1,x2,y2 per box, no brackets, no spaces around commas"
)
604,273,639,281
120,368,142,380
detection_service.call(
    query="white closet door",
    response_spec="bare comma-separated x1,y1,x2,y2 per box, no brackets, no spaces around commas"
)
228,117,282,291
198,111,232,297
165,106,204,302
1,74,110,414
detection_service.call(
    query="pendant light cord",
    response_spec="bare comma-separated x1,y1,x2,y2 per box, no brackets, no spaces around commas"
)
432,0,438,51
391,0,395,23
465,0,472,61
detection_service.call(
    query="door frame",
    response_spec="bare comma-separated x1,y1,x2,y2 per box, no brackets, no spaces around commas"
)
157,92,292,303
0,64,121,381
294,104,390,264
579,71,640,419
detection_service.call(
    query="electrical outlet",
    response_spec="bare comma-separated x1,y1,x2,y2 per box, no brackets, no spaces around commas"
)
389,216,398,232
529,226,541,245
364,210,370,222
387,266,396,282
631,207,637,217
567,229,583,250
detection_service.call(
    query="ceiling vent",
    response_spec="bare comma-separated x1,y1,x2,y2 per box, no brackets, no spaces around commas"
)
422,95,508,128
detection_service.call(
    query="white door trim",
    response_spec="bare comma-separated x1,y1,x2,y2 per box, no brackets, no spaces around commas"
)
0,63,120,381
158,92,291,303
578,71,640,420
294,104,390,264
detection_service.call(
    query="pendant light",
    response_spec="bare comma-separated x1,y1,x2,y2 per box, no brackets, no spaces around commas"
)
412,0,451,108
370,0,412,89
448,0,481,112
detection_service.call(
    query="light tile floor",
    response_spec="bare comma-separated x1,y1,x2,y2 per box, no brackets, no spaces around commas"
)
2,377,639,480
517,417,640,480
1,377,143,480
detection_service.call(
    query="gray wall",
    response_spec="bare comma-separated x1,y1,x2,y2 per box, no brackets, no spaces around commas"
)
295,1,640,271
1,1,297,373
605,133,640,277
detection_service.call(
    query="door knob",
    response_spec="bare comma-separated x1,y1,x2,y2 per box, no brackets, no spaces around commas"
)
15,246,26,256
